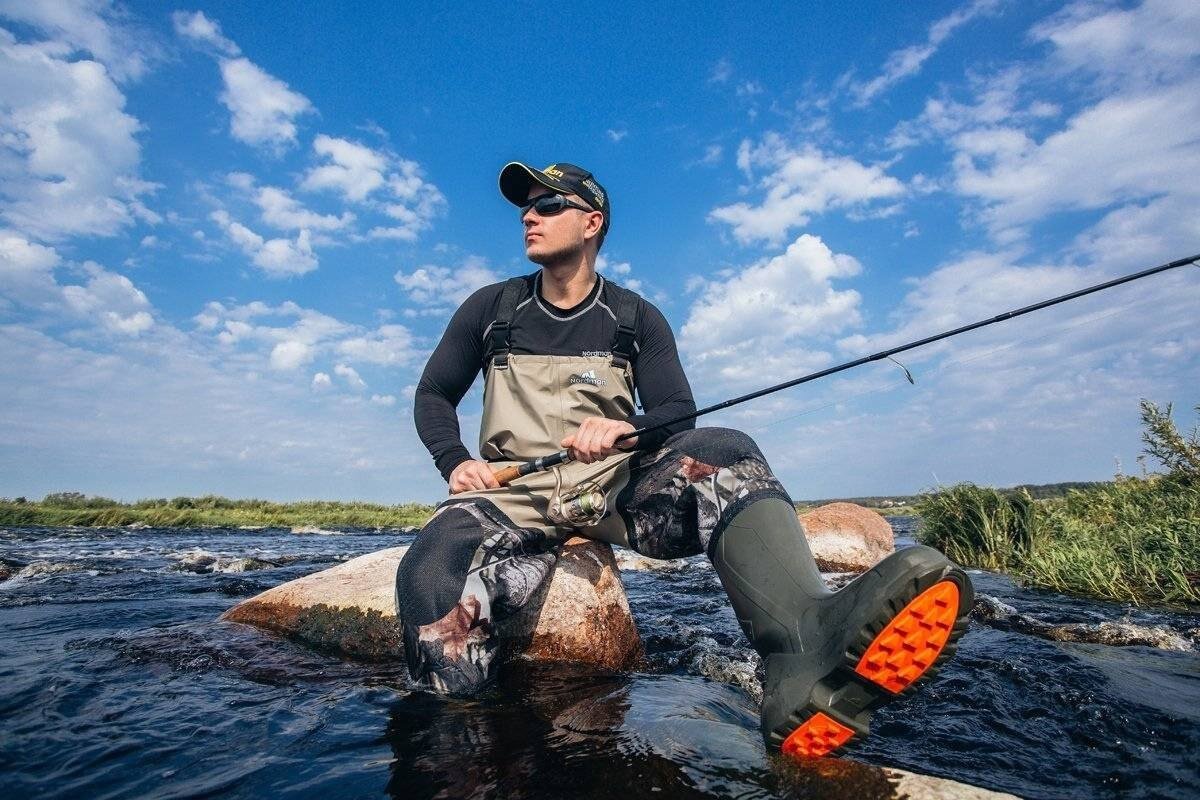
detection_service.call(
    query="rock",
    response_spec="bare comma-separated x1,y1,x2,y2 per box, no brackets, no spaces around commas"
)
613,548,689,573
972,594,1197,651
885,767,1020,799
0,557,27,582
220,537,642,669
290,524,343,535
799,502,895,573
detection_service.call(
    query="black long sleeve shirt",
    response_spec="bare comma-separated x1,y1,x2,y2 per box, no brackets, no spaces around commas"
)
414,271,697,482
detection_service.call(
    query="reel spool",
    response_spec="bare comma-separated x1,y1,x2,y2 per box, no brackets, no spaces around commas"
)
546,467,608,527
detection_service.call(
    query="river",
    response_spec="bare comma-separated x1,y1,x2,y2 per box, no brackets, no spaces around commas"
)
1,519,1198,799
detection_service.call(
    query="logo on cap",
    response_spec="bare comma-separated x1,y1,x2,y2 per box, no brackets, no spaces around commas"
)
543,164,565,179
582,178,606,208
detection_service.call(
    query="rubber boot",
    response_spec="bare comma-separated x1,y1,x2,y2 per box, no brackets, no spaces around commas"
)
710,497,973,759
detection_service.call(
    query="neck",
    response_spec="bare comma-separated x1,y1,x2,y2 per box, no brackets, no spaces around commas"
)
538,257,597,309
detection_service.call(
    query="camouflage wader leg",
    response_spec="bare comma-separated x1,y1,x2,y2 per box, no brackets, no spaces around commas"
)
614,427,793,560
395,495,560,694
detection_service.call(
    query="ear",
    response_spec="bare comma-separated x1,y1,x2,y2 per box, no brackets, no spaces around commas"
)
581,210,604,241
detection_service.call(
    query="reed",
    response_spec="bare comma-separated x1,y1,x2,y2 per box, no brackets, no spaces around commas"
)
917,399,1200,607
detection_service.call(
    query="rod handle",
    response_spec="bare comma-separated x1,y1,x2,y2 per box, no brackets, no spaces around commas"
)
492,465,522,486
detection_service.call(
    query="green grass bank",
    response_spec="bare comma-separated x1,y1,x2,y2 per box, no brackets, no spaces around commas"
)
0,494,435,530
917,399,1200,608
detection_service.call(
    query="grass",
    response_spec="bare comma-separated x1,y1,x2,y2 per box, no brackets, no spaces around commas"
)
917,399,1200,608
0,494,436,530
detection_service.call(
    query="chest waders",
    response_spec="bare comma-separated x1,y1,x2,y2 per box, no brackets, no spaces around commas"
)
470,276,644,545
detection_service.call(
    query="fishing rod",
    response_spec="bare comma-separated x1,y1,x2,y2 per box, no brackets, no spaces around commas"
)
491,251,1200,487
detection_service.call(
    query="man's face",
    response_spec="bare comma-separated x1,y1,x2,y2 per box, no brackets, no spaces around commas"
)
521,185,599,264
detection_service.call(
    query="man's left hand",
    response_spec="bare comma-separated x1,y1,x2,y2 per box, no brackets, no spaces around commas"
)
561,417,639,464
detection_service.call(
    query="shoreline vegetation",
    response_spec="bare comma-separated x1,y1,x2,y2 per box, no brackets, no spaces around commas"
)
919,399,1199,608
0,495,435,530
2,480,1101,531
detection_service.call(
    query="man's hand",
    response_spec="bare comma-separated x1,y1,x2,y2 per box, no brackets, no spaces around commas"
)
449,459,501,494
561,417,639,464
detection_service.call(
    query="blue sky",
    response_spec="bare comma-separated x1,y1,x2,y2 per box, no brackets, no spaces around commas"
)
2,0,1198,504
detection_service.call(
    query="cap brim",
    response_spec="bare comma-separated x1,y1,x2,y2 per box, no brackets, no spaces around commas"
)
498,162,574,206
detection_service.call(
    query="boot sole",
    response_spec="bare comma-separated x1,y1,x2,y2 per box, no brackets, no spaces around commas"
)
773,568,970,759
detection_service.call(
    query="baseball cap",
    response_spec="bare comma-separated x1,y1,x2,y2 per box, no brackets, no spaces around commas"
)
499,161,610,234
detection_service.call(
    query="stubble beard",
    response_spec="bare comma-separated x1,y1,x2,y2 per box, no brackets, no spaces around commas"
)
526,238,585,268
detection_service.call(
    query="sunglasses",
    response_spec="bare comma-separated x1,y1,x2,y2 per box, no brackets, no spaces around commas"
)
519,193,595,219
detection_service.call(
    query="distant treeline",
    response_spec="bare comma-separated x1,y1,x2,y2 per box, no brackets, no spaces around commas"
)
0,493,435,529
798,481,1107,511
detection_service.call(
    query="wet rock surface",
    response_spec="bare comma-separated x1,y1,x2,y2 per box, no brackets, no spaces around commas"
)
799,502,896,572
0,556,27,581
221,537,642,668
973,594,1199,651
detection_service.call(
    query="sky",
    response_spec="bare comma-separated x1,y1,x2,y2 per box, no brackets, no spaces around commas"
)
1,0,1198,504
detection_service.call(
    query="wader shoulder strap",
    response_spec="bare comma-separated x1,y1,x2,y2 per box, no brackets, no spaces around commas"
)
488,277,528,369
608,284,639,370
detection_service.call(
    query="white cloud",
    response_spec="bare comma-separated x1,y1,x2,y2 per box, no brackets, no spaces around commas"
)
0,0,156,81
301,135,446,241
171,10,239,56
270,339,311,370
849,0,1001,105
196,300,418,373
952,80,1200,238
302,135,387,201
1,231,157,335
596,254,651,295
251,183,353,232
0,320,441,502
60,263,154,335
709,134,905,245
210,209,317,277
606,128,627,143
0,230,61,305
680,234,862,392
394,256,499,309
0,27,157,240
370,393,395,406
1032,0,1200,88
218,56,313,151
335,324,416,366
334,362,367,391
890,0,1200,244
311,371,331,390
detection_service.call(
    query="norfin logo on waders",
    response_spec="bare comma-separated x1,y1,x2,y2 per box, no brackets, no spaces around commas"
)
568,370,606,387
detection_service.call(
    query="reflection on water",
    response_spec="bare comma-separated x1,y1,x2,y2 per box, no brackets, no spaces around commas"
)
1,521,1198,799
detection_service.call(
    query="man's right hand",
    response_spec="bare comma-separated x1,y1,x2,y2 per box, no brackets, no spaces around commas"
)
449,459,501,494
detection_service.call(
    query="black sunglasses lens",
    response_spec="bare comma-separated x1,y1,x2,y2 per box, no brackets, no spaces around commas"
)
521,195,568,217
536,195,569,214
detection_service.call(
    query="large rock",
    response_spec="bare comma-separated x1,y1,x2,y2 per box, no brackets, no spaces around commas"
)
220,537,641,669
799,502,895,573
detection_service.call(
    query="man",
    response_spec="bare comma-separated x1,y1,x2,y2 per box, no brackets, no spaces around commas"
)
397,161,974,759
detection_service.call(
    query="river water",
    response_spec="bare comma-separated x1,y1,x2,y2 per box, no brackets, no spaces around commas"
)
1,519,1198,799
